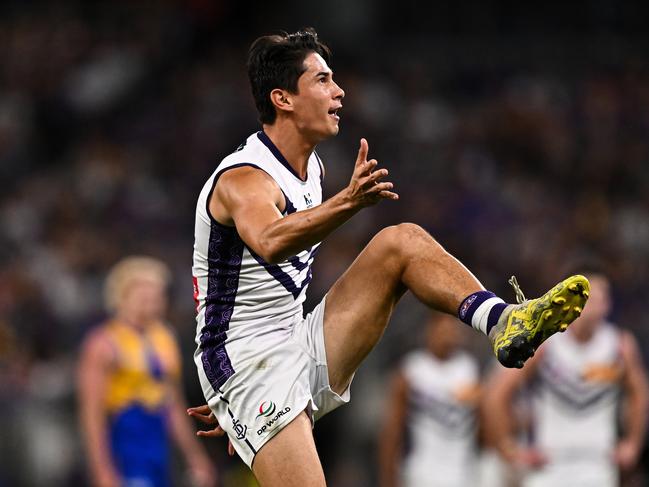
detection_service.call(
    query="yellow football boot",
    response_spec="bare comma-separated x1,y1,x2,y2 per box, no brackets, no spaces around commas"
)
489,275,590,368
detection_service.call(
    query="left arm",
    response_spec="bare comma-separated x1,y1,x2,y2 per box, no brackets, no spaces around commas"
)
615,330,649,471
378,371,409,487
164,336,216,487
168,383,217,487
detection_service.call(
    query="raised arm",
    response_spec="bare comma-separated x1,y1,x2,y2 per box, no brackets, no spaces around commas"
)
615,330,649,471
212,139,398,263
378,370,409,487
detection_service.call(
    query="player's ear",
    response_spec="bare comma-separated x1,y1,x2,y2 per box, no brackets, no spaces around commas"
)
270,89,294,114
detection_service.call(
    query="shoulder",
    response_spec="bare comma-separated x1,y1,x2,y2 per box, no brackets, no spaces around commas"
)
216,165,283,205
598,321,621,339
213,134,280,188
615,328,649,390
218,163,277,185
79,324,115,365
401,349,427,368
400,350,431,380
618,328,641,358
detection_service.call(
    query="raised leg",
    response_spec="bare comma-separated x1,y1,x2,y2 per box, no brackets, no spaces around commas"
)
323,223,483,393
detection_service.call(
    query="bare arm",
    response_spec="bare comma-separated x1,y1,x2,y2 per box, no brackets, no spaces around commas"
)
378,371,409,487
482,357,540,464
77,330,120,487
212,139,398,263
615,331,649,470
168,384,217,487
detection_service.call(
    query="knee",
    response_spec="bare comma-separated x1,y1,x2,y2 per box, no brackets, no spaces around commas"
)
375,223,441,257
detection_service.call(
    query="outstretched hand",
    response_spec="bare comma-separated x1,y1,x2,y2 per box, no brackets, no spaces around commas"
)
345,138,398,208
187,405,236,456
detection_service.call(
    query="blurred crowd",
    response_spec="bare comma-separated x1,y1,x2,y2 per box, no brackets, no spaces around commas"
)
2,2,649,486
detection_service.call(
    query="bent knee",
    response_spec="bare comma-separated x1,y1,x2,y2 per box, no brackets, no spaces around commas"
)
375,223,436,253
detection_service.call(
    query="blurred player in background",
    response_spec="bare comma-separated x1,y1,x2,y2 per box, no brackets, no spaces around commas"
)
78,256,216,487
189,28,588,486
485,271,649,487
379,313,481,487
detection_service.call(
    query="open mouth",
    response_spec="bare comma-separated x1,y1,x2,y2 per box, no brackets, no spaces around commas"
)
328,107,341,120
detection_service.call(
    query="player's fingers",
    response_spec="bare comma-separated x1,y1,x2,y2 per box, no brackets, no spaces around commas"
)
187,405,212,415
204,425,225,435
368,181,394,193
196,427,225,437
228,440,235,456
188,410,214,422
356,159,378,178
187,408,211,417
355,138,369,167
358,167,385,188
189,411,219,425
378,190,399,200
368,167,388,182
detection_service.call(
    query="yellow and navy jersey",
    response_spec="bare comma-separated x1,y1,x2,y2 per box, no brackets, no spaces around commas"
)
102,319,181,487
103,319,181,414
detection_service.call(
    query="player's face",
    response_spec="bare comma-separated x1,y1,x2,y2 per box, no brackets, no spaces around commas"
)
426,315,464,358
292,52,344,141
121,277,167,324
571,274,610,334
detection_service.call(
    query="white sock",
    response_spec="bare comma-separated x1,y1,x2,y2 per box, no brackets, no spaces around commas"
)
472,297,506,334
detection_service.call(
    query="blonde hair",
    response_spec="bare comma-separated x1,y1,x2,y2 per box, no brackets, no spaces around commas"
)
104,256,171,312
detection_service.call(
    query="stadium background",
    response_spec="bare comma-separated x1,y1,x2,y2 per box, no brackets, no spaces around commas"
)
2,0,649,485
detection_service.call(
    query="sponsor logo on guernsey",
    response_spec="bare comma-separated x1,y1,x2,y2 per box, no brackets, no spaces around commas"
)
256,400,291,435
256,401,277,418
582,363,623,384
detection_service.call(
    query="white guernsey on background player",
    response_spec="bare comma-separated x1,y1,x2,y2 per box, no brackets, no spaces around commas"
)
484,272,649,487
188,29,589,487
379,313,482,487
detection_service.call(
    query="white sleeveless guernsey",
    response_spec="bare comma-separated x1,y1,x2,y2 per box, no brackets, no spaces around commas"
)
400,350,480,487
524,323,623,487
192,131,323,395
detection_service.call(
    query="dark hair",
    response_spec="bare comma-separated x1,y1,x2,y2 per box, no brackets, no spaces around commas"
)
247,28,332,125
